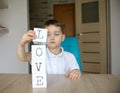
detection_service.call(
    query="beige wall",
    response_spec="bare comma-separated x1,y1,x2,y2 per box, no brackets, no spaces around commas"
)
110,0,120,74
0,0,29,73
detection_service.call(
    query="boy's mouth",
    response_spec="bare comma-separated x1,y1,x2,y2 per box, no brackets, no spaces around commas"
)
50,41,55,43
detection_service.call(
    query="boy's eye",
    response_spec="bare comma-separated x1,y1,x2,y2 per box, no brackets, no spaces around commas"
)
55,33,60,36
47,33,50,36
47,33,61,37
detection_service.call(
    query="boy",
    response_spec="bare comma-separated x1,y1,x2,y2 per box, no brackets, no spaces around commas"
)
17,19,81,80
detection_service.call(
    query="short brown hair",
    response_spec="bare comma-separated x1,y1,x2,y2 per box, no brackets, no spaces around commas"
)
44,19,65,33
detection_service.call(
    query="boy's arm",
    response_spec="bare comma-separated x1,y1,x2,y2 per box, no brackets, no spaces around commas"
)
17,44,31,62
65,53,81,80
17,30,36,62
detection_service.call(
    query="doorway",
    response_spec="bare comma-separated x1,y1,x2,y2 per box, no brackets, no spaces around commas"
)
75,0,109,74
54,3,75,37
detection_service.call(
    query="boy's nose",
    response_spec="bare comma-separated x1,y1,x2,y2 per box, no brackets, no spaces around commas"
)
50,35,55,40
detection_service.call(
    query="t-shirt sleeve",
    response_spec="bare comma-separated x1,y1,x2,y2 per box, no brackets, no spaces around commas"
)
68,53,80,71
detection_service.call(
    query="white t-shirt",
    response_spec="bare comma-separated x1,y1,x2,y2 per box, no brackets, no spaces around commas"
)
46,47,79,74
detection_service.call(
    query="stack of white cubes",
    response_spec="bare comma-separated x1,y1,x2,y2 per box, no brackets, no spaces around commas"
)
32,28,48,88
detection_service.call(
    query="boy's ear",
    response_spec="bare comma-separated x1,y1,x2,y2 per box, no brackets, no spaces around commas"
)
62,34,65,41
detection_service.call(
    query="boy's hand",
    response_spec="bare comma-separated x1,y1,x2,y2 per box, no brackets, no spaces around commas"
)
65,69,81,80
20,30,36,46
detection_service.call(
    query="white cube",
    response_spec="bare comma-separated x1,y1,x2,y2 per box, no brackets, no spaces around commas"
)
32,59,46,74
32,45,46,60
32,73,47,88
33,28,48,44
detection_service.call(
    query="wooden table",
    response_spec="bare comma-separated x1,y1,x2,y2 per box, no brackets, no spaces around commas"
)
0,74,120,93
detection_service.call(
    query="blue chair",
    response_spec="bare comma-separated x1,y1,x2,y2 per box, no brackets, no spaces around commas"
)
61,37,82,72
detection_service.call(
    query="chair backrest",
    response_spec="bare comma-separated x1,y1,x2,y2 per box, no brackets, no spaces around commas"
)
61,37,82,72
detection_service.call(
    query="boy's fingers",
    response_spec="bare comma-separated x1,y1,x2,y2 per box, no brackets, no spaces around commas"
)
65,72,69,77
69,73,81,80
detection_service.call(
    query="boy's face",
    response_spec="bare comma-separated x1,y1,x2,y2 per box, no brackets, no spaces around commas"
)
46,25,65,49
